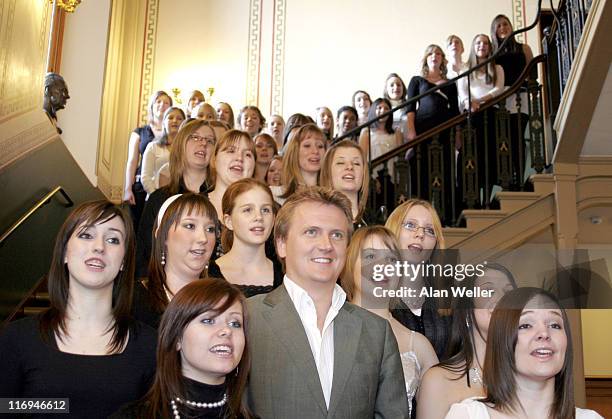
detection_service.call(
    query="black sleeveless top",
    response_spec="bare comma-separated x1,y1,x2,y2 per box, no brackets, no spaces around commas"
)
207,257,284,298
495,44,527,86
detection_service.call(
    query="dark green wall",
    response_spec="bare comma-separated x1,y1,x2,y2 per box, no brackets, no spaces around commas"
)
0,138,104,319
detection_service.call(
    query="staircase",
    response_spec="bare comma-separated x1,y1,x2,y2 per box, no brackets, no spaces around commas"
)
444,174,555,248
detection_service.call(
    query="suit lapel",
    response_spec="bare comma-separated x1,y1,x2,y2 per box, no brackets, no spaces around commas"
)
327,304,362,417
261,286,328,415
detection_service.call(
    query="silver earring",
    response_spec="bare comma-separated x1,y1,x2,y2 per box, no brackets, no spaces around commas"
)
161,252,166,266
466,317,471,328
235,366,239,377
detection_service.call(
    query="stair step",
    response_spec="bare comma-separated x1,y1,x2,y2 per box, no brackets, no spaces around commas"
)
461,210,508,230
442,227,474,247
530,174,555,195
495,192,541,213
23,306,46,316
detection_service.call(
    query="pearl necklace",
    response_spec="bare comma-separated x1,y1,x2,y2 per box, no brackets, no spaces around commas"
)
170,394,228,419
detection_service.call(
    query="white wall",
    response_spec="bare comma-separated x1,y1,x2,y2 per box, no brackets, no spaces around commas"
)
57,0,111,185
152,0,544,121
153,0,251,113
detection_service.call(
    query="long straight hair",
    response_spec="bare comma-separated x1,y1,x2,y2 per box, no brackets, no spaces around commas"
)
280,123,325,199
482,287,574,419
367,98,395,134
468,34,498,85
168,119,216,195
490,14,521,53
319,139,369,222
147,193,219,313
142,279,252,419
40,201,135,354
440,264,517,375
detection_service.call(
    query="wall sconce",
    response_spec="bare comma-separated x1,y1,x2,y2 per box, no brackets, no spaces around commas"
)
206,87,215,101
171,88,183,105
49,0,82,13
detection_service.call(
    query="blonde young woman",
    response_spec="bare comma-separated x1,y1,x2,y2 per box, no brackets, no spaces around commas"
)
272,123,326,205
315,106,334,145
265,155,282,187
208,178,282,298
319,139,370,227
385,199,451,359
405,44,460,225
341,226,438,417
266,114,285,150
191,102,218,121
207,130,256,221
140,107,185,196
216,102,235,128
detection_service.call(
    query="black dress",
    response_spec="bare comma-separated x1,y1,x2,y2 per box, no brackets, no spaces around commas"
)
406,76,460,225
207,257,283,298
495,44,530,189
110,378,234,419
0,316,156,419
130,125,156,231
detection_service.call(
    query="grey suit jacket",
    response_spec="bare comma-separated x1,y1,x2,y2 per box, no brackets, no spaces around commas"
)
246,285,409,419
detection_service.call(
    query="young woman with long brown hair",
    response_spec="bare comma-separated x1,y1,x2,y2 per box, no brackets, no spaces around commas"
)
112,279,252,419
0,201,156,418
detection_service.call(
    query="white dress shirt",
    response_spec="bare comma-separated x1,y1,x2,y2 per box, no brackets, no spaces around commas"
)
283,276,347,409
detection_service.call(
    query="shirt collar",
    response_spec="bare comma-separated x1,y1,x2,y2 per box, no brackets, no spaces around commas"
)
284,275,346,313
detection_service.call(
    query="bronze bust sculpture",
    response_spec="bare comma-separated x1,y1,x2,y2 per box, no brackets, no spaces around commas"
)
43,72,70,134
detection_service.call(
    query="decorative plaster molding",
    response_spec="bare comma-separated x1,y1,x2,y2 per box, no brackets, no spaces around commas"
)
270,0,286,115
246,0,262,106
512,0,526,43
0,121,58,172
139,0,159,124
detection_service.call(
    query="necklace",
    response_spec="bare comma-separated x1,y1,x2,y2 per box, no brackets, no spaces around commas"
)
170,394,228,419
469,366,483,385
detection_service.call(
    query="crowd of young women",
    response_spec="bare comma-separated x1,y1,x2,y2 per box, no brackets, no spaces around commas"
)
0,13,603,419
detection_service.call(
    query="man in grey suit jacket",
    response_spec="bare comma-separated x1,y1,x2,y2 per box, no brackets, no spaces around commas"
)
247,187,409,418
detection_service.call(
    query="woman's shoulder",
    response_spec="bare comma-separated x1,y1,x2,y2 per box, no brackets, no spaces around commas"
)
445,398,489,418
109,400,151,419
445,397,489,418
0,315,40,342
576,407,604,419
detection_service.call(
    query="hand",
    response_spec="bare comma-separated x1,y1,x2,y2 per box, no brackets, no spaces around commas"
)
470,99,480,113
123,189,135,205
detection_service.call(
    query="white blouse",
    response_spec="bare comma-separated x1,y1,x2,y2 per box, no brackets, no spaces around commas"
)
457,65,505,112
444,397,603,419
141,141,170,195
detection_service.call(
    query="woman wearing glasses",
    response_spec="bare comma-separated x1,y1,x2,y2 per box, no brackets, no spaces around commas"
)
136,120,216,277
385,199,451,359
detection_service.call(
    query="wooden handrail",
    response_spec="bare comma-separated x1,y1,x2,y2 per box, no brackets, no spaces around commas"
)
0,186,73,247
370,54,546,168
333,0,544,146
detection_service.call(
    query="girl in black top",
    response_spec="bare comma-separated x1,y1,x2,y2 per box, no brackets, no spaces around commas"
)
0,201,156,418
112,279,253,419
123,91,172,229
208,178,283,297
491,14,534,190
406,45,460,225
133,193,219,329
